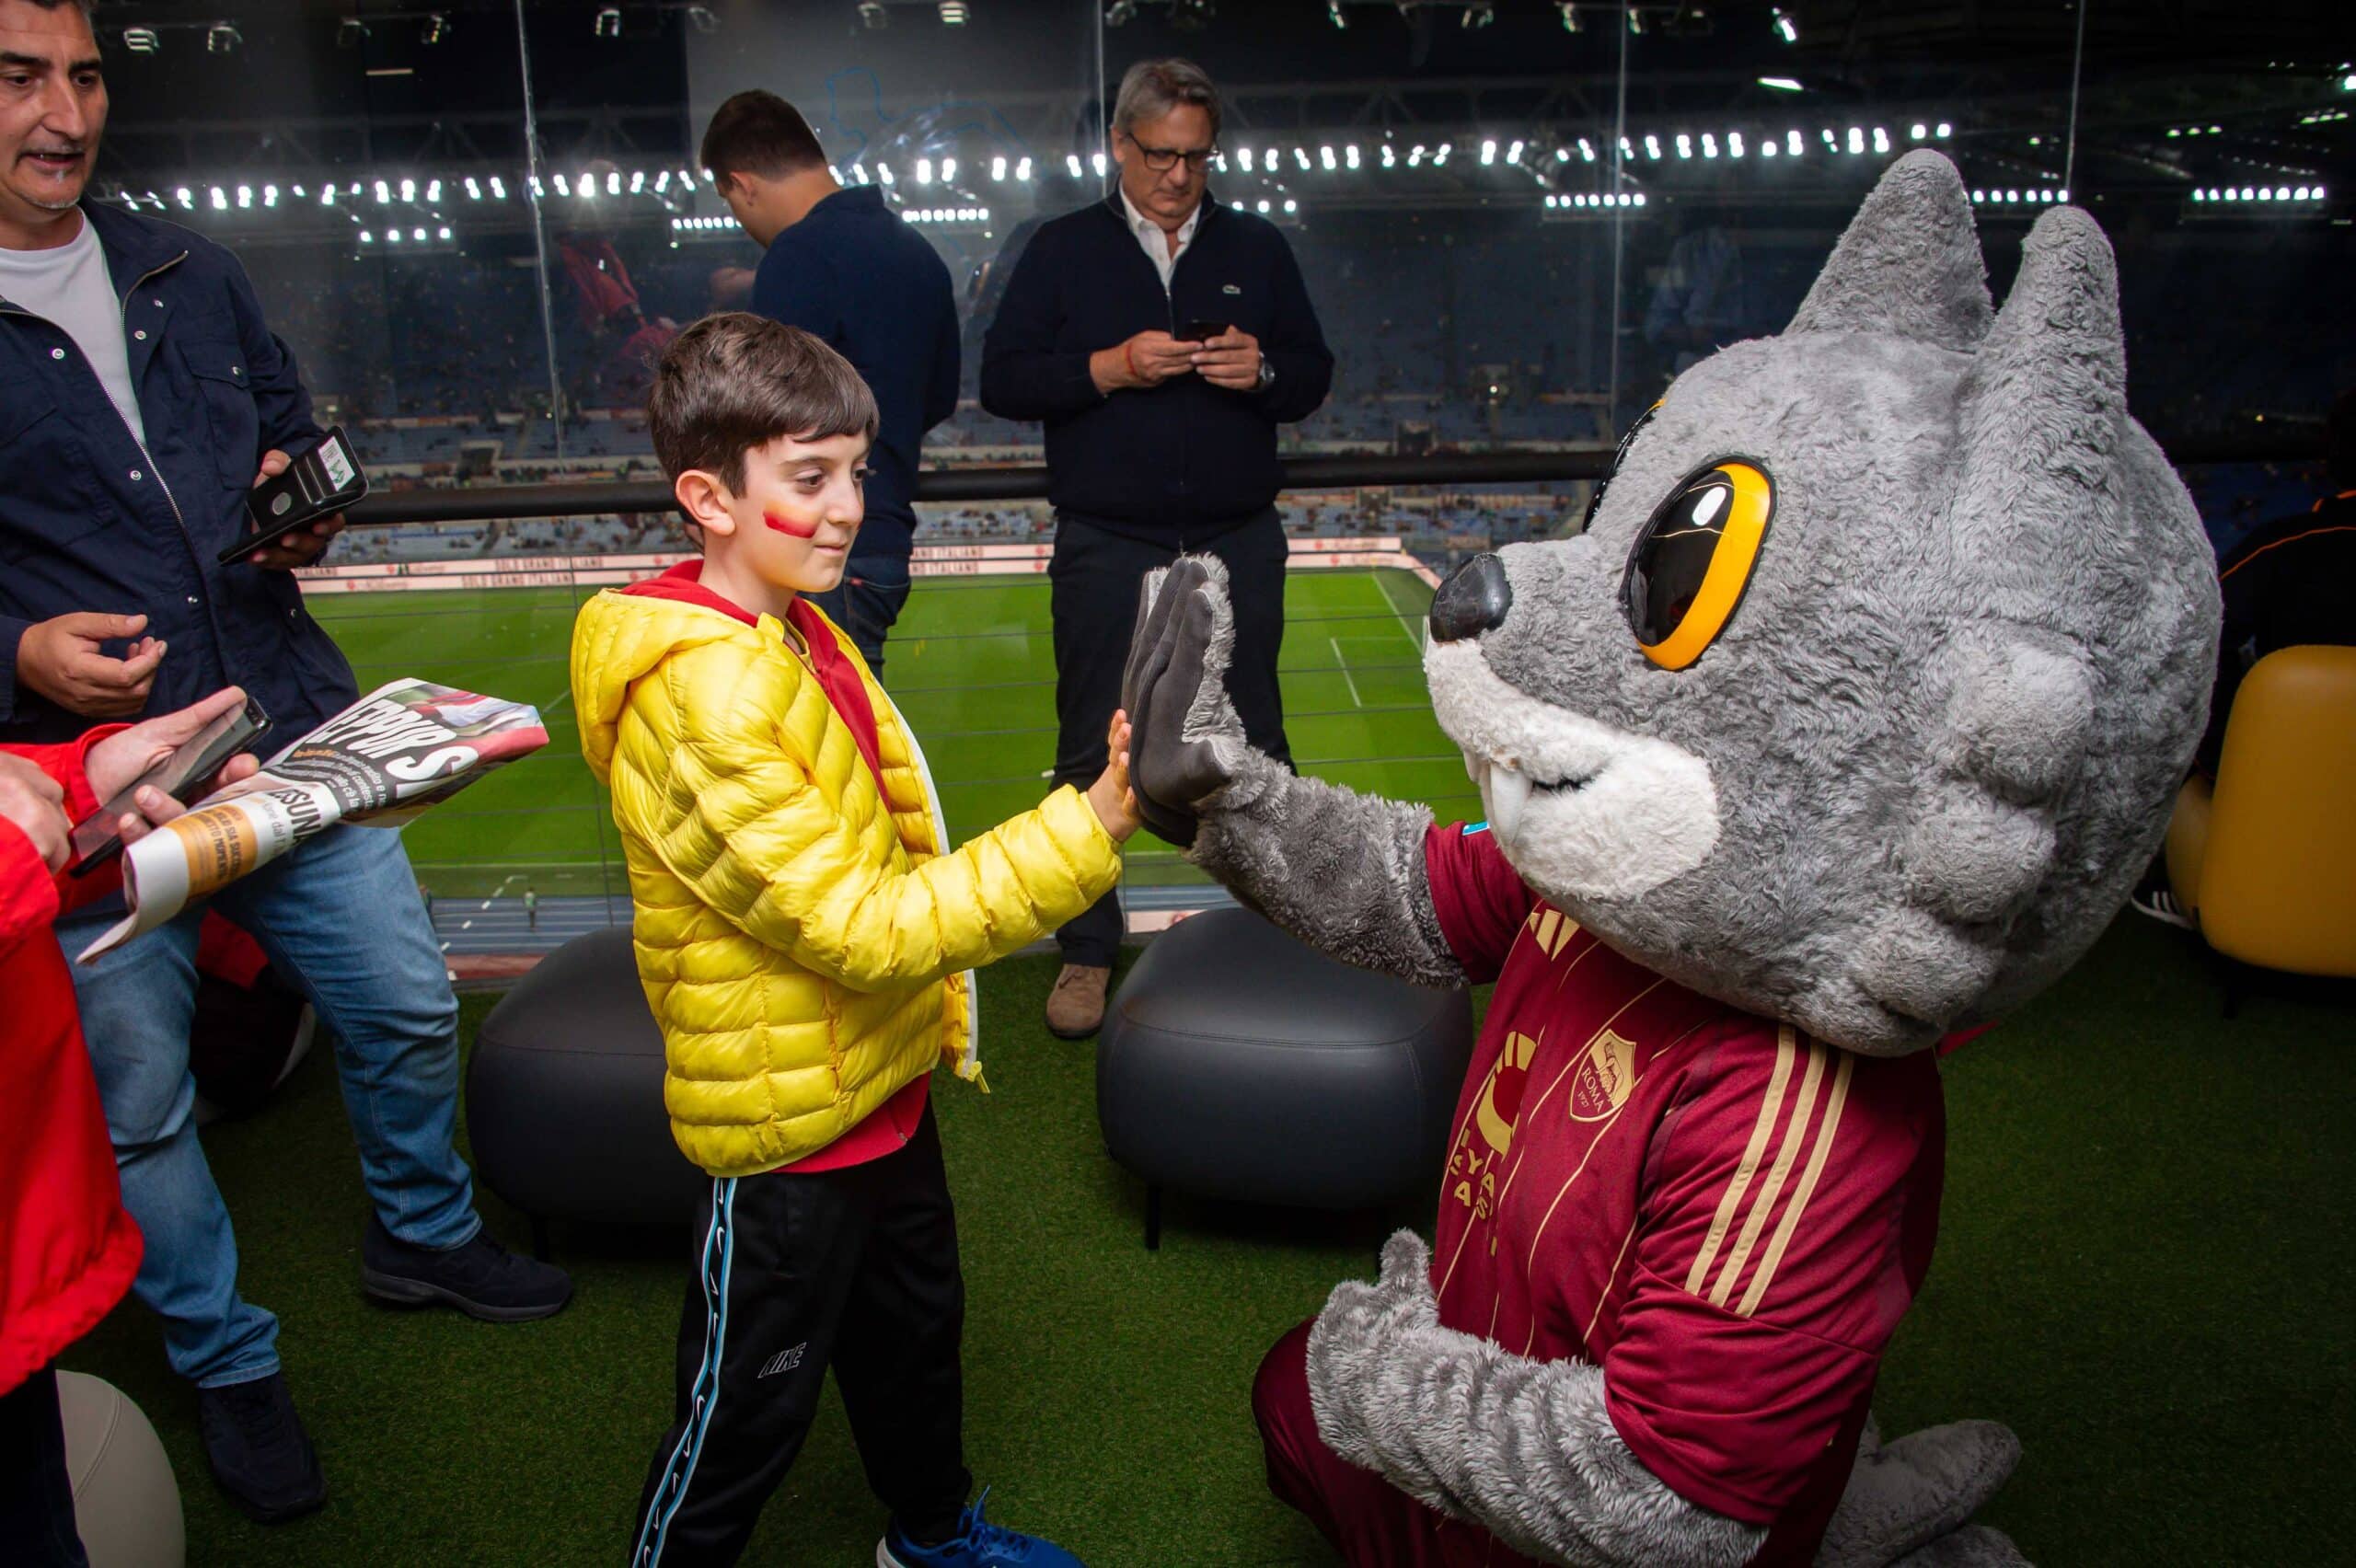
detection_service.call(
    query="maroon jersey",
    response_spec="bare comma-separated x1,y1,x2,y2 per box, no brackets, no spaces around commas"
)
1421,822,1946,1565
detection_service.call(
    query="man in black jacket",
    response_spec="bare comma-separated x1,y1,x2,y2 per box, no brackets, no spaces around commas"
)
981,57,1333,1037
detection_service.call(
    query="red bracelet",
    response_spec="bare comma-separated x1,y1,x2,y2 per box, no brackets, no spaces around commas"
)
1123,340,1142,385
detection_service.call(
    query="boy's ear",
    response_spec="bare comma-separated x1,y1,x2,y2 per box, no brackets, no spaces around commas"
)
675,469,739,536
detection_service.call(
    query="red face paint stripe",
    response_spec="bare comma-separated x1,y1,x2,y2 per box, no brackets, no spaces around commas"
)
763,511,820,539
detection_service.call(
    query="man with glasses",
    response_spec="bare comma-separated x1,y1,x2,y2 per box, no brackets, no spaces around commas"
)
982,57,1332,1039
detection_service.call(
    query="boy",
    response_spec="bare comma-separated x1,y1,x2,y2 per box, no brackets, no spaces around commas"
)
572,314,1138,1568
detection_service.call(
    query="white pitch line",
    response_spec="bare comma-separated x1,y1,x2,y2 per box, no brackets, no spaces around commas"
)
479,871,525,911
460,919,473,930
1331,637,1364,708
1375,571,1425,656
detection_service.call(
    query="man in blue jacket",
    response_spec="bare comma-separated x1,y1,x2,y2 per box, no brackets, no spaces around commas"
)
0,0,568,1525
704,88,960,675
981,57,1333,1038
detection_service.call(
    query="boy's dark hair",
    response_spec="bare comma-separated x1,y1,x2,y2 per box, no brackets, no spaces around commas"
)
700,91,827,188
648,313,878,495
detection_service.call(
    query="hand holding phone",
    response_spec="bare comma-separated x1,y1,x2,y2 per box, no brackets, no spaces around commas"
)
1182,317,1230,344
220,428,367,568
70,693,270,875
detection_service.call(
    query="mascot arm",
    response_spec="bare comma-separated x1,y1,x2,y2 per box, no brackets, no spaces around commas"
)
1122,557,1468,990
1307,1232,1765,1568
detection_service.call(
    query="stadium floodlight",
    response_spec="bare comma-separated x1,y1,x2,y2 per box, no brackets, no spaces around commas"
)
207,22,242,54
1643,133,1661,160
398,176,414,202
1016,156,1033,180
553,173,571,196
122,26,159,53
373,178,390,202
422,13,451,45
917,157,933,184
1846,127,1865,154
360,230,373,243
1674,133,1692,160
1461,2,1494,28
1092,151,1109,177
1380,143,1395,167
438,225,451,239
1702,132,1718,158
605,170,620,195
1759,76,1804,93
1066,153,1082,179
412,227,425,241
1506,139,1523,164
1557,3,1581,30
1345,143,1360,168
878,162,895,184
263,184,278,206
941,157,957,181
1479,139,1496,166
1935,121,1952,139
235,185,250,208
386,227,399,242
1872,127,1890,153
426,179,443,202
595,8,622,40
1787,130,1803,156
939,3,969,24
321,184,336,205
1293,145,1311,170
2344,73,2355,92
1432,141,1449,164
465,177,481,200
489,176,506,199
684,167,701,186
1771,7,1797,44
1627,6,1644,32
629,168,645,193
687,6,720,32
990,155,1007,180
210,187,226,210
1319,144,1336,169
1328,0,1346,25
1284,197,1297,213
1727,131,1743,157
1761,136,1777,157
290,184,304,198
1256,199,1270,213
1911,122,1927,141
174,186,191,208
1578,136,1595,162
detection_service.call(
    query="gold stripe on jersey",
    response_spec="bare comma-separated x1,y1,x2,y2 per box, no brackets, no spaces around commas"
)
1684,1027,1798,1297
1523,906,1582,960
1708,1040,1829,1309
1735,1050,1855,1318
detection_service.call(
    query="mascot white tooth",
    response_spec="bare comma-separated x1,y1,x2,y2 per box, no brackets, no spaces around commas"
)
1121,149,2219,1568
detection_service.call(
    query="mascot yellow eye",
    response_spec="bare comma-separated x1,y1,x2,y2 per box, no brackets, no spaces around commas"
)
1621,460,1774,670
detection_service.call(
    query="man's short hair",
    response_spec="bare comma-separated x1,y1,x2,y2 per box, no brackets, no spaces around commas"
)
647,314,878,496
17,0,98,21
699,91,827,187
1113,58,1221,145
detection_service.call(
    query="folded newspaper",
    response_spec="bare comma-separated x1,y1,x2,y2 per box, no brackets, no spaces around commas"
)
75,679,549,964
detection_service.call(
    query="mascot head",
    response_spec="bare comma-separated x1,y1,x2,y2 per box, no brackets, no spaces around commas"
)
1426,148,2220,1055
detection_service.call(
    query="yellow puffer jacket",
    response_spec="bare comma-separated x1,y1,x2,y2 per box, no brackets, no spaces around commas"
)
571,586,1121,1177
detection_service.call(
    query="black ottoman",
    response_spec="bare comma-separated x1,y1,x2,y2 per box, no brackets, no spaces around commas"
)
465,927,704,1251
1097,907,1473,1248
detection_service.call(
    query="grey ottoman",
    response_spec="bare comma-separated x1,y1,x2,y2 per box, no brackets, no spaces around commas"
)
465,926,704,1251
1097,907,1473,1248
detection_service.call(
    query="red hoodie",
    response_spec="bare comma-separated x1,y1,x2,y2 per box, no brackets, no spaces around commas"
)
0,732,143,1395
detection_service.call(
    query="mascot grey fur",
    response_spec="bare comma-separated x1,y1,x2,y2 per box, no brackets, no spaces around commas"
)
1121,151,2218,1567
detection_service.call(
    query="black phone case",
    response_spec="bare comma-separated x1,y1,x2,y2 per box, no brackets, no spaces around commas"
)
221,428,368,565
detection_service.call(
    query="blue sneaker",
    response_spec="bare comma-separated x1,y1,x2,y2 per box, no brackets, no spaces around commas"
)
875,1488,1084,1567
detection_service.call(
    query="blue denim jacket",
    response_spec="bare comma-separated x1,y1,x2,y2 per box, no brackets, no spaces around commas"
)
0,202,358,744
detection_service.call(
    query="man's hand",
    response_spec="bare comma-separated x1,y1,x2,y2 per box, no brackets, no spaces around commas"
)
16,613,166,719
0,752,70,870
243,449,345,571
83,686,262,851
1090,330,1197,394
1191,328,1265,391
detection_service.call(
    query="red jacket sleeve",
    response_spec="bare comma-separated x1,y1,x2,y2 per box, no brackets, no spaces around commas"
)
0,731,127,945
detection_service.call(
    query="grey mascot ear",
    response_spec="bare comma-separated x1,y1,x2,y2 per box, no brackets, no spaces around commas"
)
1849,205,2128,1034
1787,148,1992,352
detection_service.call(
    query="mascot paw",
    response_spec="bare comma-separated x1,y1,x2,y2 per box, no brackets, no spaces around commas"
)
1121,556,1248,847
1305,1230,1440,1467
1817,1416,2025,1568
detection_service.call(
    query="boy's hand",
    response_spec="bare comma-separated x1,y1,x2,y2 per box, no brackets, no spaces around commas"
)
1086,709,1142,844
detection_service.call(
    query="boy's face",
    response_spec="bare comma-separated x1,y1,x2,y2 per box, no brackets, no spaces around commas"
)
710,431,869,594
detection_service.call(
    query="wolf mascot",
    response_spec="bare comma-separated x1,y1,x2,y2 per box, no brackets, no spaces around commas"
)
1120,151,2219,1567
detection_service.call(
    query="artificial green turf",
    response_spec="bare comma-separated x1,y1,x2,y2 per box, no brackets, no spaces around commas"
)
309,568,1470,900
59,917,2354,1565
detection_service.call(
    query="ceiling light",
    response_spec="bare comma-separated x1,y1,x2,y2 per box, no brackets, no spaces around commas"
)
336,17,368,48
122,26,159,53
938,1,969,22
422,13,451,45
1759,76,1803,93
206,21,241,54
1771,6,1797,44
1461,2,1495,27
1104,0,1137,22
1329,0,1347,25
595,9,622,40
858,0,889,25
1557,3,1581,30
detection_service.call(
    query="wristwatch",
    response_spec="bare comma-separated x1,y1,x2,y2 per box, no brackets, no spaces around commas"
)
1255,356,1276,393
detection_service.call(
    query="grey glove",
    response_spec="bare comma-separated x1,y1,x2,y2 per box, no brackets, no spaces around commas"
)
1816,1415,2031,1568
1305,1230,1764,1568
1119,556,1254,847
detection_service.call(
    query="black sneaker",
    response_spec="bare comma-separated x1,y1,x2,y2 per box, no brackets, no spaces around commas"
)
197,1371,326,1524
361,1216,574,1322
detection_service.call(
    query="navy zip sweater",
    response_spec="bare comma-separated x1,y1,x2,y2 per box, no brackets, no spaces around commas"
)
979,196,1333,545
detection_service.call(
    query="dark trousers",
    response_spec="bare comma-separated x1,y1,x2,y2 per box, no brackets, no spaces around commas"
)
1049,509,1293,966
0,1367,89,1568
630,1106,970,1567
808,548,915,678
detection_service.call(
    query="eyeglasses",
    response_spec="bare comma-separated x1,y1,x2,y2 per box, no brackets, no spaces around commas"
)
1124,134,1215,174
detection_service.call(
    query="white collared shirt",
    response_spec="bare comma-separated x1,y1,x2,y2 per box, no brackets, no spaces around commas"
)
1120,188,1201,290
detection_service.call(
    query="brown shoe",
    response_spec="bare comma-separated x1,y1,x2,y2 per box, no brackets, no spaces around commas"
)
1045,963,1112,1039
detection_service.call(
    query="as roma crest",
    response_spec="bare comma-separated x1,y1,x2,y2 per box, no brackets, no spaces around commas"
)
1568,1029,1638,1122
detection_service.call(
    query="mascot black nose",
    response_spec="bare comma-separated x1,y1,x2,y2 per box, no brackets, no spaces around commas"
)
1429,554,1513,643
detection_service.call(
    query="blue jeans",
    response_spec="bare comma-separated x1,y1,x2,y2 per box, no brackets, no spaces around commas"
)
806,550,912,677
56,824,477,1389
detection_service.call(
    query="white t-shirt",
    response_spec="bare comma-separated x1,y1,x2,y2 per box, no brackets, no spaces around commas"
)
0,212,147,446
1119,188,1200,290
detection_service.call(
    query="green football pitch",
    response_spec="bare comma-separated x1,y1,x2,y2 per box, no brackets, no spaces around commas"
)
308,566,1476,900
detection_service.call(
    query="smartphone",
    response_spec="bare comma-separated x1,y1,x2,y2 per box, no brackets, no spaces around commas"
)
68,696,271,876
218,426,368,566
1181,317,1230,343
